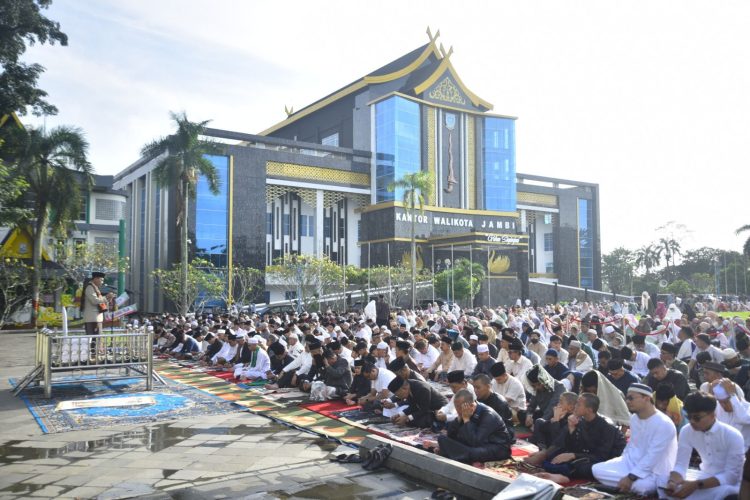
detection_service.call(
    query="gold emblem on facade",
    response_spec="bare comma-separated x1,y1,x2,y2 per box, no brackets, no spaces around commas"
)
429,77,467,105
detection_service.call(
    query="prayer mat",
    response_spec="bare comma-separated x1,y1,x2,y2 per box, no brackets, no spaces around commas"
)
11,377,241,434
510,438,538,457
300,400,358,418
512,425,532,440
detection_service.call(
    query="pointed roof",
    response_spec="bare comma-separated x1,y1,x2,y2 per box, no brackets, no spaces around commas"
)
259,30,493,136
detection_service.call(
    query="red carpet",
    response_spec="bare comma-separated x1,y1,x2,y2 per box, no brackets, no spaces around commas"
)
300,400,359,419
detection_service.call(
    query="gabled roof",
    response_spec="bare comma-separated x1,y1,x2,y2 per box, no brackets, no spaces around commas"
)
259,29,493,136
0,112,24,130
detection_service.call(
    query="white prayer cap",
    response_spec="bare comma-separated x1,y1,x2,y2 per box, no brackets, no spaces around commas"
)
470,335,479,341
288,333,298,339
723,348,738,360
355,331,366,338
603,326,615,334
236,332,248,340
477,344,489,354
569,340,582,349
376,341,389,350
191,321,198,327
248,336,259,344
147,325,154,332
217,329,226,334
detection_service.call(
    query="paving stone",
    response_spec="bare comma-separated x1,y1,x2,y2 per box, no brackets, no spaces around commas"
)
28,485,67,497
59,486,105,498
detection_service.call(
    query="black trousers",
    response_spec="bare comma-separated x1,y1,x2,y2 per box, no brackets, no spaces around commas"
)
437,435,511,463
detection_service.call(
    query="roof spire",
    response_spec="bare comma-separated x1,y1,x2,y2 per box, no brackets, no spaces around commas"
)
426,26,440,44
284,105,294,117
439,43,453,59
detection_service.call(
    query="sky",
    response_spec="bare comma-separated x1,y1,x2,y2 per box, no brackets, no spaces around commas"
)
20,0,750,255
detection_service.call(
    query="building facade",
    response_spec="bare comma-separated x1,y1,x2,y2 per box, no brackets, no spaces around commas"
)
114,33,601,311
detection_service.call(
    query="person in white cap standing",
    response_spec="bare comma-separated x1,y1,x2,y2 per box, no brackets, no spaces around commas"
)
592,383,677,496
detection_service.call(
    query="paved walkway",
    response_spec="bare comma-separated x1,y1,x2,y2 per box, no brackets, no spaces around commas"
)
0,333,436,499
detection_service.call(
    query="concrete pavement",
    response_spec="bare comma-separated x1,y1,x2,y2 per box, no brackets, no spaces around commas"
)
0,333,440,499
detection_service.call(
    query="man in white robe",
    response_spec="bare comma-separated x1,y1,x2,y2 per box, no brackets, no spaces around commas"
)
235,337,272,380
661,391,745,500
592,383,677,496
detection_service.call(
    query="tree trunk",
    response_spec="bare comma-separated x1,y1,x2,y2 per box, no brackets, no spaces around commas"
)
30,213,47,328
181,181,189,315
411,209,416,309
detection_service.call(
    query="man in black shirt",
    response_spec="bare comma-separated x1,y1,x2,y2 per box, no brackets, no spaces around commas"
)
530,392,626,483
643,358,690,401
387,376,448,428
472,373,515,442
606,358,639,396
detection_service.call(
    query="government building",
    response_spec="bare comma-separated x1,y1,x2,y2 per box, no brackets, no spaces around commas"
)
114,32,601,311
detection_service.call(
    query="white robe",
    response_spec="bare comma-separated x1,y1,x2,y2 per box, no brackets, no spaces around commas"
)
592,411,677,495
234,349,271,379
491,375,526,411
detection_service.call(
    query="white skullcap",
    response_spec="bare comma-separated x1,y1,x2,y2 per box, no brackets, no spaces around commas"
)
470,335,479,341
376,341,389,350
723,348,738,360
477,344,489,354
569,340,582,349
603,326,615,334
248,336,259,344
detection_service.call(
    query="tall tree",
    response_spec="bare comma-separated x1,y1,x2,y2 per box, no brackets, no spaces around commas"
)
656,237,681,278
141,112,221,314
9,125,92,326
388,170,433,309
602,247,634,294
737,224,750,257
634,244,660,275
0,0,68,116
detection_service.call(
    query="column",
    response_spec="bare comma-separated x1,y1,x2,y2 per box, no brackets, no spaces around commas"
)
315,190,324,258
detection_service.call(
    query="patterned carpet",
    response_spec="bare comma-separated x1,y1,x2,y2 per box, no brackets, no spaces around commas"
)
13,376,241,433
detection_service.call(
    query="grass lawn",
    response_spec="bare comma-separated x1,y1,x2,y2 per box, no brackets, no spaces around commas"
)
721,311,750,320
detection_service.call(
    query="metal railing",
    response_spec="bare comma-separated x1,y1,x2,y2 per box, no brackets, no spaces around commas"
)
19,329,156,398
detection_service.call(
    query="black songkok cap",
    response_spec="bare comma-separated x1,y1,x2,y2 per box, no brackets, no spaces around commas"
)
388,357,406,372
328,340,341,351
447,370,465,384
387,376,406,393
307,339,322,350
269,342,285,356
660,342,677,355
353,359,365,367
526,365,540,384
440,335,453,344
509,338,524,352
490,362,506,377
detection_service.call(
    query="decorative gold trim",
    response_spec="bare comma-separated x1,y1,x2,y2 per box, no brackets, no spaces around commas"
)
358,200,518,218
466,115,475,209
363,43,442,84
426,107,436,205
413,58,493,110
367,92,515,120
259,37,443,137
530,273,557,279
266,161,370,187
517,192,558,207
428,77,467,105
259,80,368,136
0,112,24,130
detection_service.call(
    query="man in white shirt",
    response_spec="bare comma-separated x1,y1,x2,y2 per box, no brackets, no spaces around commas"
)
620,347,650,379
547,335,569,366
506,340,533,381
285,333,304,358
211,333,238,367
235,337,272,380
661,391,745,500
413,339,439,372
592,383,677,496
699,361,746,401
490,361,526,415
448,342,477,377
359,364,396,407
567,341,593,373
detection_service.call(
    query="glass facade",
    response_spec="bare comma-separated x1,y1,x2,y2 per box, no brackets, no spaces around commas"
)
483,117,516,211
375,96,421,202
195,155,228,268
578,198,594,288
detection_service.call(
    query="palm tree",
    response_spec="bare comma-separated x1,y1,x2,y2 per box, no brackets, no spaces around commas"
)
634,243,660,275
388,170,433,309
11,126,92,326
657,237,681,277
141,112,221,314
737,225,750,256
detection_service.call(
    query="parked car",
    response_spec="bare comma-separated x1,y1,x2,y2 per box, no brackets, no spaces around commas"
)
255,304,304,317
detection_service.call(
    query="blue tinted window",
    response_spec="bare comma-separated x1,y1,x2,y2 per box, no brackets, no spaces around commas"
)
578,198,594,288
283,213,291,236
266,212,273,235
375,96,421,202
483,117,516,211
195,155,228,268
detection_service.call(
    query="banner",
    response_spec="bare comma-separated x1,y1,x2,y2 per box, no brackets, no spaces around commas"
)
115,292,129,307
104,304,138,321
